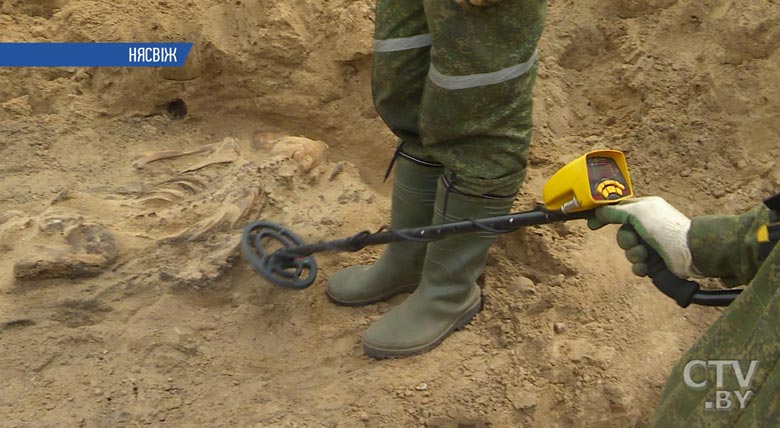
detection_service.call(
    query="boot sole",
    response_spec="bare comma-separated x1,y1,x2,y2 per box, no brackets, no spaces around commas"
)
362,297,482,360
326,284,418,307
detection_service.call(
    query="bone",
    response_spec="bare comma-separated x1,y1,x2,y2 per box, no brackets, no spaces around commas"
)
133,188,191,205
132,143,219,169
6,134,306,287
180,138,241,173
164,179,204,193
164,187,259,242
267,136,328,172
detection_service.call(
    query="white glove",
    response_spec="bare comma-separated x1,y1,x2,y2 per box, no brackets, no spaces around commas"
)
588,196,702,279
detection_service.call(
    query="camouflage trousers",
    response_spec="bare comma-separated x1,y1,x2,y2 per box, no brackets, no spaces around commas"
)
653,205,779,427
372,0,546,196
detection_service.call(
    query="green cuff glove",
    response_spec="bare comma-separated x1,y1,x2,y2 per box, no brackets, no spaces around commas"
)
588,196,702,279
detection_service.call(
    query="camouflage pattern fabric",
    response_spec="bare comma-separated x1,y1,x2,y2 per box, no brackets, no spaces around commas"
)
653,205,779,427
688,206,770,285
372,0,429,149
372,0,546,196
459,0,502,7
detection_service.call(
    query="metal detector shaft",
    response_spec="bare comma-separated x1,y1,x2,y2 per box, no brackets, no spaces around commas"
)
241,208,741,308
282,208,593,258
241,208,594,289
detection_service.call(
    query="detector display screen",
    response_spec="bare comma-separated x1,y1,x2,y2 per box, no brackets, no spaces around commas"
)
587,157,629,200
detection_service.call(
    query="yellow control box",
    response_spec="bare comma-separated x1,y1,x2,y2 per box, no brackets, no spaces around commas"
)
542,150,634,213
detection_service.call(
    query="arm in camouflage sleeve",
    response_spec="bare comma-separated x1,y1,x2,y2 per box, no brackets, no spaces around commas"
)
651,226,780,428
688,205,771,286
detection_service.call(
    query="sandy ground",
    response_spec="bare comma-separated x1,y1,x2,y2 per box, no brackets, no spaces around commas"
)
1,0,779,427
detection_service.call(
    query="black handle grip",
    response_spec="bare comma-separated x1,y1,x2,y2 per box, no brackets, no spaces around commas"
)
641,238,700,308
626,226,740,308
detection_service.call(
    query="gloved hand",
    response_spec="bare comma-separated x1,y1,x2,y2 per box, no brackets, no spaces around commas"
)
588,196,702,279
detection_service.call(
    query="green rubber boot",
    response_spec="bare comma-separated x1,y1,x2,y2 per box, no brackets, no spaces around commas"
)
326,154,442,306
362,179,515,359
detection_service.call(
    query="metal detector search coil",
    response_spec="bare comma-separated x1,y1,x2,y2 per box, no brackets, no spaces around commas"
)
240,221,318,289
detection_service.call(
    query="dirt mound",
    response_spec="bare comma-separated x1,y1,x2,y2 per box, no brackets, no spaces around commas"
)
1,0,778,427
